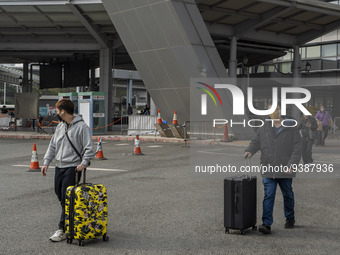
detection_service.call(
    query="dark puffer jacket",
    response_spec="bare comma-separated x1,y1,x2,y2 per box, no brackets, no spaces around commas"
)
246,120,302,178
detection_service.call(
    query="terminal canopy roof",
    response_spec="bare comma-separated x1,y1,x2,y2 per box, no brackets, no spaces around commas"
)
0,0,340,68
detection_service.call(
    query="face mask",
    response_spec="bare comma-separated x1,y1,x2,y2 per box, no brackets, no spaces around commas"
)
321,109,324,112
270,109,280,120
57,111,64,122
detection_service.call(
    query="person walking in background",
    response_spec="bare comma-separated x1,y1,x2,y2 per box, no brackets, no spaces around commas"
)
142,105,150,115
244,103,302,234
315,106,332,146
1,105,8,114
298,113,317,164
41,99,95,242
127,103,133,115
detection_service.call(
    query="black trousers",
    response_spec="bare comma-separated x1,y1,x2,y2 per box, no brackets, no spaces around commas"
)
302,138,314,164
323,126,329,141
316,126,329,146
54,167,81,231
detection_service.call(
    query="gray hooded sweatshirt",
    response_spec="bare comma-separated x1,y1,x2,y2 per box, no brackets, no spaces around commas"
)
43,115,95,168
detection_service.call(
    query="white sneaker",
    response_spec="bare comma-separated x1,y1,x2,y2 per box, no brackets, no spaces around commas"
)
49,229,66,242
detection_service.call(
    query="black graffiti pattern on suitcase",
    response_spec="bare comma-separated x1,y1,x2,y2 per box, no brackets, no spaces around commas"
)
65,184,108,241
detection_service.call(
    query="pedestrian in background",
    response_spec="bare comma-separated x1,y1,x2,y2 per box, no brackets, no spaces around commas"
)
315,106,332,146
298,113,317,164
127,103,133,115
1,105,8,114
142,105,150,115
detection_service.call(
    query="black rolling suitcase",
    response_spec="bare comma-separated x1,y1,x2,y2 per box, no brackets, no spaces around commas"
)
224,175,257,235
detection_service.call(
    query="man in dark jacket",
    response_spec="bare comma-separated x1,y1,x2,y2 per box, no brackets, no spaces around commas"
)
244,104,302,234
298,114,317,164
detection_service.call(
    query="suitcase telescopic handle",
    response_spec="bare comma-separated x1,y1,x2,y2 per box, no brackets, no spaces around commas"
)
75,168,86,186
235,196,239,214
244,158,252,180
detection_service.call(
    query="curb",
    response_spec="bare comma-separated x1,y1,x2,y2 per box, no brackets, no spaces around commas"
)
0,133,186,144
0,133,250,146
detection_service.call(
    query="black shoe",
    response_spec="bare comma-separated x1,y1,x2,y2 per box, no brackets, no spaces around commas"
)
258,224,271,234
285,218,295,228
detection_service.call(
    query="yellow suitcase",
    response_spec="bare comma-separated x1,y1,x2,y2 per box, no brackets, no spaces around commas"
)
65,173,108,246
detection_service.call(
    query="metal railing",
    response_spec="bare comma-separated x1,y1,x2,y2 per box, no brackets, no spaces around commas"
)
120,115,158,136
332,117,340,138
183,121,226,146
0,114,14,131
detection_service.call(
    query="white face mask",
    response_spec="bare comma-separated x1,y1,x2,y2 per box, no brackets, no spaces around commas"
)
320,108,325,112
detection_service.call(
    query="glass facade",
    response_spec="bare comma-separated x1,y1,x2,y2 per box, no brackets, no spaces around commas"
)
306,46,321,59
267,41,340,73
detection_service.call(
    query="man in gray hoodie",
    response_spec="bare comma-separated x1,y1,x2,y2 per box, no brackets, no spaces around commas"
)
41,99,95,242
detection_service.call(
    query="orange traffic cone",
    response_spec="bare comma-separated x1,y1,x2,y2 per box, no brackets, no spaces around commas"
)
172,110,178,125
95,137,107,160
27,144,40,172
133,135,144,156
157,109,163,124
220,123,232,142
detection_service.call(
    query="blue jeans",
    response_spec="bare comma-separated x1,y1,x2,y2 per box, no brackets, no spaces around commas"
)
262,178,295,226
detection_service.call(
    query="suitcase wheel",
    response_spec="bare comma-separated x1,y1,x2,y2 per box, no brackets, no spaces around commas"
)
66,238,73,244
103,234,109,242
78,240,85,246
225,228,229,234
252,226,257,231
240,230,245,235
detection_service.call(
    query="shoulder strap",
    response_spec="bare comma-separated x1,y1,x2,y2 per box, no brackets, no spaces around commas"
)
64,119,84,159
65,131,82,160
320,111,326,121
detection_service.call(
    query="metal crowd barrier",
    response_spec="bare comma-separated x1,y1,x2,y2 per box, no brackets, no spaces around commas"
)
38,115,59,134
121,115,158,136
332,117,340,138
0,114,15,131
183,121,225,146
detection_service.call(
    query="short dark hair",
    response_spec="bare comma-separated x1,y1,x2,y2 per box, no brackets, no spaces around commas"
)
55,99,74,115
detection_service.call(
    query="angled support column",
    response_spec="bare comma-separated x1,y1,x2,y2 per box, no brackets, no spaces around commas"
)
102,0,254,138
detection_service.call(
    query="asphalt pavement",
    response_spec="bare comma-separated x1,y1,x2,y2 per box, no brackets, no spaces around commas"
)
0,137,339,255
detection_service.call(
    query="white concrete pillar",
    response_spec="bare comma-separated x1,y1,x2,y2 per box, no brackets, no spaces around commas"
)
229,37,238,84
99,48,113,129
292,45,301,119
150,97,157,116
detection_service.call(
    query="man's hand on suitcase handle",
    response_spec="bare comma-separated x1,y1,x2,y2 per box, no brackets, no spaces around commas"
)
41,165,48,176
244,152,252,159
76,164,86,172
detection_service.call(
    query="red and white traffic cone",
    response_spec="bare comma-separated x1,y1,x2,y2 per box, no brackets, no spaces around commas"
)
27,144,41,172
172,110,178,125
95,137,107,160
133,135,144,156
157,109,163,124
220,123,232,142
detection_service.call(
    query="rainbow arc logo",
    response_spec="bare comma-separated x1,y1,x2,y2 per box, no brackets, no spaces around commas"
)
196,82,222,115
196,82,222,107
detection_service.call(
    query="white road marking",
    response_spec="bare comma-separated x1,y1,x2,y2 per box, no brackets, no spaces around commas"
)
13,165,128,172
148,145,163,148
196,151,249,157
115,143,130,146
